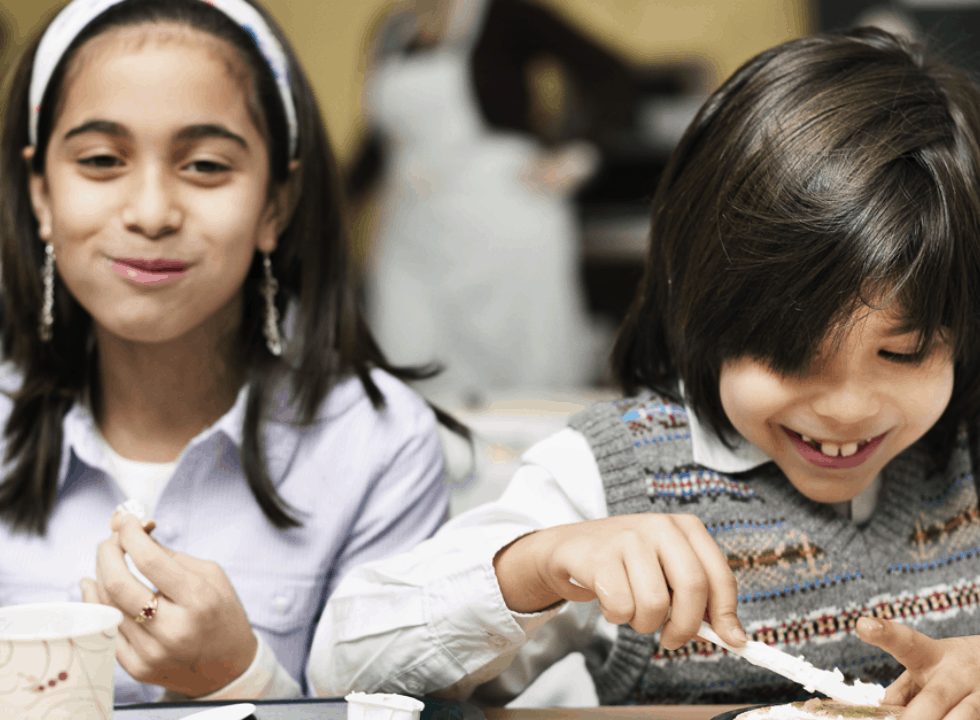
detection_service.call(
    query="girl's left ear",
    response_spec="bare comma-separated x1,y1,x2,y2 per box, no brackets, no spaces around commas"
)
258,159,303,254
22,147,54,239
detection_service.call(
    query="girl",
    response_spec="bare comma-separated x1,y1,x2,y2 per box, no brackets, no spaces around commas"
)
0,0,462,705
307,27,980,718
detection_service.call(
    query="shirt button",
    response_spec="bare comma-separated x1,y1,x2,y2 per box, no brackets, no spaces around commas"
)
272,596,290,615
488,634,510,650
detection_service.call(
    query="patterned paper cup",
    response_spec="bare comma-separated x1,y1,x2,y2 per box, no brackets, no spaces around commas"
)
0,602,123,719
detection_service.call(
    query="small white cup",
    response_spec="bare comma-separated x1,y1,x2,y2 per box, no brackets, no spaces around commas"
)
0,601,123,719
346,692,425,720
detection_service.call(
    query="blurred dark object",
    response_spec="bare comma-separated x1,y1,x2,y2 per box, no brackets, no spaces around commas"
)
470,0,635,147
820,1,980,76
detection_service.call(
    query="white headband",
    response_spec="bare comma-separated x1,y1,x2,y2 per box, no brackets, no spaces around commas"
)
29,0,298,157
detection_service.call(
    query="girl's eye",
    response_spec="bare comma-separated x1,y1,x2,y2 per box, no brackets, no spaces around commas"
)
878,349,920,365
186,160,230,174
79,155,122,169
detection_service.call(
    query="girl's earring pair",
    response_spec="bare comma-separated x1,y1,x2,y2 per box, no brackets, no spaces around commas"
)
36,246,284,355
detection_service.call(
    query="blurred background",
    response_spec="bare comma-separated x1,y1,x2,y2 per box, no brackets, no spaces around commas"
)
1,0,978,703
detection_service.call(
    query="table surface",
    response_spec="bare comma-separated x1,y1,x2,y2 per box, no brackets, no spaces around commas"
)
114,699,757,720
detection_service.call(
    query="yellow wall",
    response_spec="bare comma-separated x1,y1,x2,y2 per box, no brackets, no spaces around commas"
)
2,0,811,165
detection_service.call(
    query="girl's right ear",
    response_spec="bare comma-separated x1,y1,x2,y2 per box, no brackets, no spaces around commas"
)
21,146,53,240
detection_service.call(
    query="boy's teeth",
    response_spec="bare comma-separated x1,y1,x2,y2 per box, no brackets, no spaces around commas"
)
802,435,813,443
840,442,858,457
821,442,840,457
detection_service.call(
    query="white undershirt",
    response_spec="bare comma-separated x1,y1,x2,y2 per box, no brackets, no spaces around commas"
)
94,429,178,515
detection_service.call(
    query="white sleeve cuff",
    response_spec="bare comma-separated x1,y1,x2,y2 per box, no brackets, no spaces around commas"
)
157,632,302,702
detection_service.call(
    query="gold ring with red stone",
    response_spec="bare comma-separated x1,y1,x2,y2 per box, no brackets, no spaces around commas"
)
135,595,159,623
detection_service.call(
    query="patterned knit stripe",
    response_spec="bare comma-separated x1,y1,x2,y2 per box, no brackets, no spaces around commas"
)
650,580,980,663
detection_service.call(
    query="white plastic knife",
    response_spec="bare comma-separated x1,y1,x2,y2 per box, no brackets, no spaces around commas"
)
697,621,885,706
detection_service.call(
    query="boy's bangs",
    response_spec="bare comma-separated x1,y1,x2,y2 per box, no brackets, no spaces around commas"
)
726,151,966,376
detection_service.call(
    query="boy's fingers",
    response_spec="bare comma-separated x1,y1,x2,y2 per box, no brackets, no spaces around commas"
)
656,524,710,648
621,541,671,634
592,562,637,626
856,617,942,673
900,681,967,720
882,670,919,706
680,518,745,647
939,695,980,720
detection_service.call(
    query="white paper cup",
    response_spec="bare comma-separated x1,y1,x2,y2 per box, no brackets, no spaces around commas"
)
346,692,425,720
0,602,123,719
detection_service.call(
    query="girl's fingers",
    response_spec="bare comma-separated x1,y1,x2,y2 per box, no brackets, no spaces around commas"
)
96,532,168,626
112,514,186,600
679,517,745,647
79,577,99,604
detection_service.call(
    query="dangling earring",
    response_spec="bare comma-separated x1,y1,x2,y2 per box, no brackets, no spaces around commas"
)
39,243,55,342
261,252,282,356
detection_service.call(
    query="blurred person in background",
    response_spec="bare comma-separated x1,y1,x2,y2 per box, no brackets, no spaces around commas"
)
362,0,609,407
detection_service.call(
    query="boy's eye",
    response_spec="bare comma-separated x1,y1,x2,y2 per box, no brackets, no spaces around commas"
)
878,349,920,365
79,155,122,168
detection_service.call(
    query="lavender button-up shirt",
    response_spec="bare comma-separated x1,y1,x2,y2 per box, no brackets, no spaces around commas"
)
0,365,448,703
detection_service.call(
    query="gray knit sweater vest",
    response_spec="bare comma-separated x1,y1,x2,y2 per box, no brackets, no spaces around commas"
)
568,391,980,705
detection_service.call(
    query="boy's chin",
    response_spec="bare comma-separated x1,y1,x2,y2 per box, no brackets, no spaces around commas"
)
781,466,880,505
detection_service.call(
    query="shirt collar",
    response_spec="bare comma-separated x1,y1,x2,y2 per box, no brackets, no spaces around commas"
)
57,381,302,492
678,381,772,473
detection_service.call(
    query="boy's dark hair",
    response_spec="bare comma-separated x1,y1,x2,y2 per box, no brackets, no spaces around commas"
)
0,0,464,535
613,27,980,468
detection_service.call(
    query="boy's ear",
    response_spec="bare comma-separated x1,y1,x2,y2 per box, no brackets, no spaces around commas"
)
258,158,302,254
22,147,53,240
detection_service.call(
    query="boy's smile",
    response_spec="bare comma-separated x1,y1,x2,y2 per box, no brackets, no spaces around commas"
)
719,302,954,504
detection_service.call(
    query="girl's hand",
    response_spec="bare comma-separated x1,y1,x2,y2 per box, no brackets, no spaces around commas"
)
493,514,746,649
856,617,980,719
80,512,257,697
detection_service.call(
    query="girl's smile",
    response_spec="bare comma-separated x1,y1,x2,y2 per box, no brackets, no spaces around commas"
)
719,302,954,504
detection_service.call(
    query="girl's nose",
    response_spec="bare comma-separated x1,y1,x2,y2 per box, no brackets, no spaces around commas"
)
120,165,182,239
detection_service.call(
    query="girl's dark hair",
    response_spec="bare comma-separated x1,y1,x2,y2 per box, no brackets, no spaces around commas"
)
0,0,465,535
613,27,980,469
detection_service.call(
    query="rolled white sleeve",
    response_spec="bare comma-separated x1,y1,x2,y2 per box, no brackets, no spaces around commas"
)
307,427,611,701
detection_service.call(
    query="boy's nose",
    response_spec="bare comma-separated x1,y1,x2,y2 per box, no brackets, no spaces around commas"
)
121,165,182,239
810,381,882,427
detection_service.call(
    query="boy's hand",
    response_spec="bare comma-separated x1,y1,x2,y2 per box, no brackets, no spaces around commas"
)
856,617,980,719
493,513,745,649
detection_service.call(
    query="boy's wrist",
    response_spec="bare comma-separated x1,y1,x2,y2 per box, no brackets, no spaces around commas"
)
493,529,563,613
